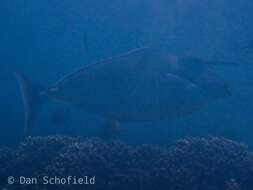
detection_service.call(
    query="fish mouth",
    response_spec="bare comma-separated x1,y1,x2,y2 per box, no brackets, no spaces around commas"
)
215,85,232,99
205,82,232,99
223,84,232,97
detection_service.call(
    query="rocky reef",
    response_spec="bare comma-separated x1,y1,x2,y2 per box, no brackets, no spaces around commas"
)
0,136,253,190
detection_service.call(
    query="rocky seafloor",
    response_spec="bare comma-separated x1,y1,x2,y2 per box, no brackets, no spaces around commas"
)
0,136,253,190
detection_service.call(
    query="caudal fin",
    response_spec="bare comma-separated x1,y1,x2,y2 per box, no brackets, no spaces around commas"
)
15,71,46,136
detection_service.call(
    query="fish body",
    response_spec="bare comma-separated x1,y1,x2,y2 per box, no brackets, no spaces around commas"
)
16,48,232,135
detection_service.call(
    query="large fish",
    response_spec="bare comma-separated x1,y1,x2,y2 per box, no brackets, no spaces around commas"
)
15,48,235,136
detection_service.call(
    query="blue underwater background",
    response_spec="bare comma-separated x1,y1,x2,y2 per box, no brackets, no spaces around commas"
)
1,0,253,189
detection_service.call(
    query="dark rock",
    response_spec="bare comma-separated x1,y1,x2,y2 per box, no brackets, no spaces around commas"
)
0,136,252,190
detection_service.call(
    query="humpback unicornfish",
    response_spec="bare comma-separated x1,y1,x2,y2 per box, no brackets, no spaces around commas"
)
15,47,236,136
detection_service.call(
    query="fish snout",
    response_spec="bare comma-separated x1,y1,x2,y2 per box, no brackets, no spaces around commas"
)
215,83,232,98
205,81,232,99
223,84,232,97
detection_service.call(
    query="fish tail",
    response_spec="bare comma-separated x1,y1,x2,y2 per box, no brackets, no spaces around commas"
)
14,71,47,137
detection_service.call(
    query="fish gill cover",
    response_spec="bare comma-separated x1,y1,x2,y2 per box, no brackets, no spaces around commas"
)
0,136,253,190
